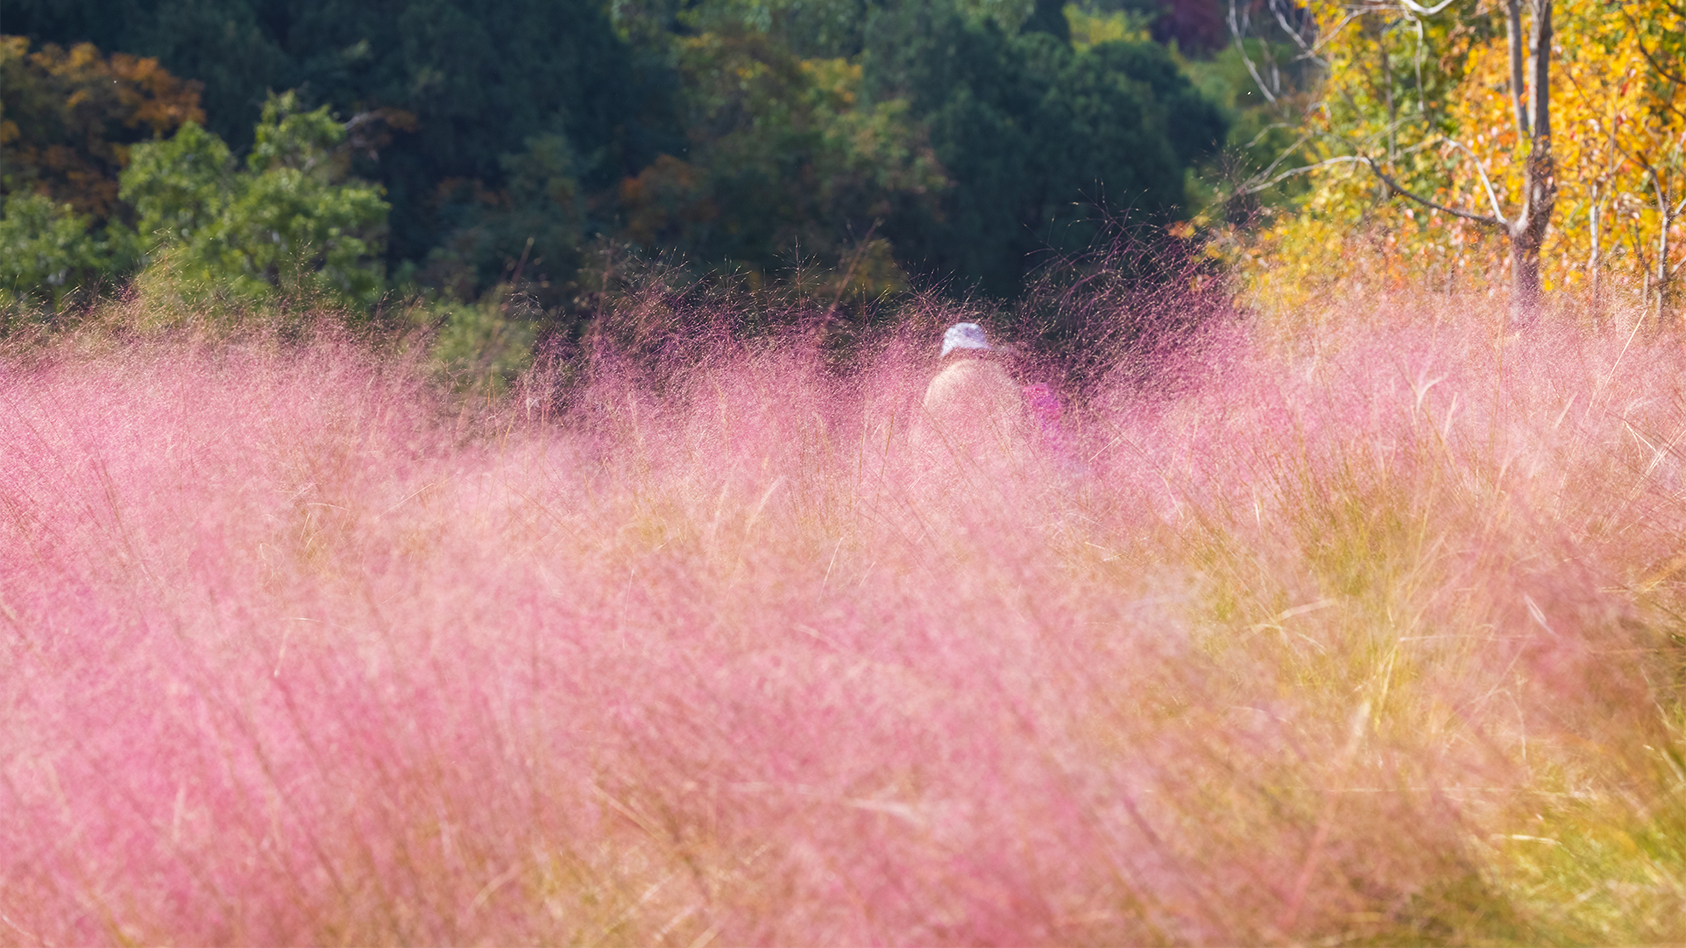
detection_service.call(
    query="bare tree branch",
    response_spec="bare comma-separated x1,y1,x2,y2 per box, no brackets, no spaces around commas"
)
1270,0,1317,56
1240,121,1300,152
1230,0,1279,104
1232,154,1369,195
1304,10,1367,61
1406,14,1429,117
1365,158,1508,228
1231,136,1343,195
1439,138,1509,221
1398,0,1459,14
1240,128,1509,226
1232,125,1454,196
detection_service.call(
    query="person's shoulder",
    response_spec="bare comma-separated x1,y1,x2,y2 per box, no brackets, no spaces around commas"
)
929,358,1016,391
923,359,1020,415
976,359,1016,385
924,359,972,394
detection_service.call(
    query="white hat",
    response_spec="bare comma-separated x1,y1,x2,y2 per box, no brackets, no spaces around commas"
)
941,322,991,358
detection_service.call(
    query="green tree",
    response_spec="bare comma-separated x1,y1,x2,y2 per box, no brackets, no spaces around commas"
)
0,37,203,311
121,92,389,307
617,30,946,282
8,0,1232,307
864,0,1226,295
6,0,679,290
0,192,130,310
419,133,587,305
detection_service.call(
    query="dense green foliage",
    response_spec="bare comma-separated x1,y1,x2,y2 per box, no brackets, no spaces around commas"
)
5,0,673,298
0,193,130,308
120,93,389,307
864,2,1224,293
3,0,1234,310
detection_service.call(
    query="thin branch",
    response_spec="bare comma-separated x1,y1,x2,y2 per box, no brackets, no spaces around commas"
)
1331,113,1450,164
1364,158,1509,228
1231,124,1476,202
1242,121,1300,152
1231,0,1279,104
1409,14,1428,117
1617,4,1686,88
1227,103,1434,198
1270,0,1316,55
1440,138,1509,221
1398,0,1458,14
1232,154,1371,196
1236,128,1324,190
1304,10,1366,61
1233,153,1364,196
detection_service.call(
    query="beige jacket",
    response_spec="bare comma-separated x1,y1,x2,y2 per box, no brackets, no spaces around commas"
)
913,357,1030,476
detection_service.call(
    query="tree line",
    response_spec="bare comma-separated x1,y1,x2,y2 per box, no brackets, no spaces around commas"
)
2,0,1237,318
13,0,1675,327
1226,0,1686,325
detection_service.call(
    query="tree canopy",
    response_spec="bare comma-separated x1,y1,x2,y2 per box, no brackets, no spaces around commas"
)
1226,0,1686,324
121,92,389,307
4,0,1236,311
0,36,204,221
5,0,676,294
863,2,1224,293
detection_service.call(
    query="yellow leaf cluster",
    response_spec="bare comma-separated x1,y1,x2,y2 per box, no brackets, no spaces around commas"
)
1235,0,1686,323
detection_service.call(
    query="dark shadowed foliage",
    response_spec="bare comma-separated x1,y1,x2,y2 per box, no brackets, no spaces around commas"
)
4,0,682,285
5,0,1244,317
863,0,1226,297
1011,219,1237,401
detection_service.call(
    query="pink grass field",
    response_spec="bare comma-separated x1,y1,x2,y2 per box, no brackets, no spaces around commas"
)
3,299,1686,945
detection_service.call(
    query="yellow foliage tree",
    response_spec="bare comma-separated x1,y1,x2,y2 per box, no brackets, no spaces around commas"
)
1228,0,1686,326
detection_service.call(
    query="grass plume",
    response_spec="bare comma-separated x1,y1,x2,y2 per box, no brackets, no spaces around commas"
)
2,292,1685,944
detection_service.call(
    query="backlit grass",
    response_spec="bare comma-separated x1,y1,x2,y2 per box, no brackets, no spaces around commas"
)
2,295,1684,944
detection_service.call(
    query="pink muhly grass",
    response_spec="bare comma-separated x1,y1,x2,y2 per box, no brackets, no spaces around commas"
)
0,298,1683,945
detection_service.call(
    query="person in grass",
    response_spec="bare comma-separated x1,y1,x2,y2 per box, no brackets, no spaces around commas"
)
914,322,1055,486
